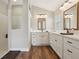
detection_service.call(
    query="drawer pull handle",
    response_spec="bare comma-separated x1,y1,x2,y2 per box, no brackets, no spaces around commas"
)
67,41,72,44
67,49,72,53
55,40,57,42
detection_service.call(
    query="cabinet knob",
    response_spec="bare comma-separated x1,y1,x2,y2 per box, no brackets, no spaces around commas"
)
55,40,57,42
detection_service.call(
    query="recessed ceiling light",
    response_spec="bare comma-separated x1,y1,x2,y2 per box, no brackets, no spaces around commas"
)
65,0,69,3
14,0,16,2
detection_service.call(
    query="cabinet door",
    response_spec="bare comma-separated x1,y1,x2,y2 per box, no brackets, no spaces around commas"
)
64,45,79,59
72,47,79,59
49,33,57,51
53,39,57,52
64,44,73,59
49,33,63,58
64,53,72,59
56,35,63,58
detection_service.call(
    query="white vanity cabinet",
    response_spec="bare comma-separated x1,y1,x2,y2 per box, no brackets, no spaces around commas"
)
64,37,79,59
32,32,49,46
49,33,79,59
49,33,63,59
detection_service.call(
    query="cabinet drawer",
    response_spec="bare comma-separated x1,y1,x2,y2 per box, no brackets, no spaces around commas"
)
64,43,73,54
64,37,79,50
64,43,79,59
64,44,73,59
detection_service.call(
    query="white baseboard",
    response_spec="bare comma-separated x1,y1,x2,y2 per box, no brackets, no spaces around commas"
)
0,50,9,59
32,44,49,46
10,48,30,52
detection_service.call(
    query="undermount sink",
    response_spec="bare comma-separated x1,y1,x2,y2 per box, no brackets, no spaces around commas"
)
60,33,74,35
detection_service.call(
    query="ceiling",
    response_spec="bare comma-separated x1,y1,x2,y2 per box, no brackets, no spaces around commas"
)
30,0,66,11
1,0,66,11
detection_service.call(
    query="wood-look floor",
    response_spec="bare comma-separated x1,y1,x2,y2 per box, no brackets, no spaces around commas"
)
16,46,59,59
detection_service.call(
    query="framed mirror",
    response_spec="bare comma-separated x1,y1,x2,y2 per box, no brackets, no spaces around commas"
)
63,3,78,30
36,14,47,32
37,18,46,32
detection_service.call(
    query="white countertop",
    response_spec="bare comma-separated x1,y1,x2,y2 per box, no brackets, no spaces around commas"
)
63,35,79,41
51,32,79,41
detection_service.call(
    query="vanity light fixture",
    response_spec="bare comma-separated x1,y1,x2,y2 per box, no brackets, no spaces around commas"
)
65,14,73,18
36,14,47,18
59,0,78,11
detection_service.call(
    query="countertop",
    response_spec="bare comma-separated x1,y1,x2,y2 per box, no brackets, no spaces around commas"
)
51,32,79,41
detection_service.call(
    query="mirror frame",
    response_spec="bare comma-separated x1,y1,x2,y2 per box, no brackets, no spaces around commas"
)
63,3,79,30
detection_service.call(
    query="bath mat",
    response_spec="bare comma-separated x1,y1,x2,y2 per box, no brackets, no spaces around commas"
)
1,51,20,59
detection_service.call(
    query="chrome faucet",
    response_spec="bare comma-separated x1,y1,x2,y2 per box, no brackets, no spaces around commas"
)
66,29,69,33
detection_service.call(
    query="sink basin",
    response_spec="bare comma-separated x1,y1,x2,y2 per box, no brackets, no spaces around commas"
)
60,33,74,35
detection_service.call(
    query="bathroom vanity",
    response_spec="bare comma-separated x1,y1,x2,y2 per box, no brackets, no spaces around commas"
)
31,32,49,46
49,32,79,59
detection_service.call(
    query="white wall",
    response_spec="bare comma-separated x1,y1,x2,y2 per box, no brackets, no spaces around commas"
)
0,0,9,58
31,6,54,32
8,0,31,51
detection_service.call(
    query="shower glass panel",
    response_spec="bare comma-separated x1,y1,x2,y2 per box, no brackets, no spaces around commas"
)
11,5,23,29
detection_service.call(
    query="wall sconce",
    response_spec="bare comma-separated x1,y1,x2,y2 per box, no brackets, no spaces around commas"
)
65,14,73,18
